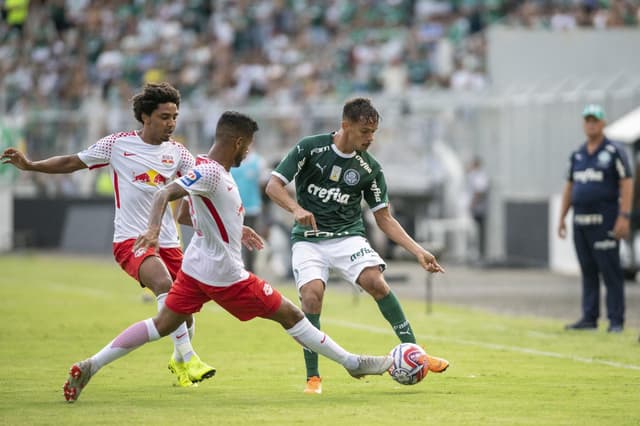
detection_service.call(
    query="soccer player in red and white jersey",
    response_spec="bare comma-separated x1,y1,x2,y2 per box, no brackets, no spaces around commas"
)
61,111,394,402
1,83,215,387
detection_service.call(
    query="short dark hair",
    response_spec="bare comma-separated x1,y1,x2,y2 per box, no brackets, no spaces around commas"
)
132,82,181,124
215,111,259,142
342,98,380,124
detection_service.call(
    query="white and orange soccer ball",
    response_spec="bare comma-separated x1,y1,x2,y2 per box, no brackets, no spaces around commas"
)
388,343,429,385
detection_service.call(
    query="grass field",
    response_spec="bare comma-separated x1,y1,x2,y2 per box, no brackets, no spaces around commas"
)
1,254,639,425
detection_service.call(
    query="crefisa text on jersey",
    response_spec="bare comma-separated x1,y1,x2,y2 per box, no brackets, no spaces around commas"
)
306,184,350,204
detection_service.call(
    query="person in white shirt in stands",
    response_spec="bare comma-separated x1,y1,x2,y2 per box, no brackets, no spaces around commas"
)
466,156,490,261
1,82,215,389
61,111,394,402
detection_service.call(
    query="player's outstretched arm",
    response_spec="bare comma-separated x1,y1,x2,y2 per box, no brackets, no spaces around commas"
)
1,148,87,174
373,207,445,274
134,182,189,252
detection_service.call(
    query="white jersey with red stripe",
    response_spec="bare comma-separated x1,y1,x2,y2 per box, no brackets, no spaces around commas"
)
77,131,195,247
175,155,248,286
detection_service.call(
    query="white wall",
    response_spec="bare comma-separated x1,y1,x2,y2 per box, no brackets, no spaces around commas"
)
488,28,640,89
549,194,579,275
0,188,12,252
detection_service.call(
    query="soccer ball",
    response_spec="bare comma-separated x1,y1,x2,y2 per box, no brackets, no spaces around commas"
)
388,343,428,385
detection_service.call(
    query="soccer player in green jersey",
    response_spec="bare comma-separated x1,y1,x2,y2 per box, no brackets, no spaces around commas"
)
265,98,449,394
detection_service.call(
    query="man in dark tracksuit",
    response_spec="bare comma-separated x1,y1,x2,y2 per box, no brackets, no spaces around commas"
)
557,104,633,333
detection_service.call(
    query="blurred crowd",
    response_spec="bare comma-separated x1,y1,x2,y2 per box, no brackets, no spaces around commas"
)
2,0,639,115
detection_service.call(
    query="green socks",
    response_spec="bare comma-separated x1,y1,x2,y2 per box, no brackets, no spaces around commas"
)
377,291,416,343
302,292,414,380
303,313,321,378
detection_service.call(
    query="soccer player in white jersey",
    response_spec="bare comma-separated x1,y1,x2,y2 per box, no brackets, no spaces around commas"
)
265,98,449,394
1,83,215,389
61,111,394,403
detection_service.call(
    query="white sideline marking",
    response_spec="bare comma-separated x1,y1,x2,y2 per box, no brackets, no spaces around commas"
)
325,318,640,371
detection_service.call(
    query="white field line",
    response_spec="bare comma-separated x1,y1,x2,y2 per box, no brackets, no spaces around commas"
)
324,318,640,371
37,281,640,371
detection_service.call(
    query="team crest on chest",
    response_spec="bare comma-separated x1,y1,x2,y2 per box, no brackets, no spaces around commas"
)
343,169,360,186
161,154,175,166
597,151,611,167
329,165,342,182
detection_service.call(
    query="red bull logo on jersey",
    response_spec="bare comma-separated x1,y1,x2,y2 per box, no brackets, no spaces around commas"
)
161,155,175,166
132,169,167,186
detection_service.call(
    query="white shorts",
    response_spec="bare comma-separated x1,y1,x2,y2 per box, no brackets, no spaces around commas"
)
291,236,386,291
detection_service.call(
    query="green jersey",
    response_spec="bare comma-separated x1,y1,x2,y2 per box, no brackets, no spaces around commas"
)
273,133,389,243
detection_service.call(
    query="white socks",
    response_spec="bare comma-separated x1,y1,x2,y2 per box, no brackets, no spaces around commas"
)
156,293,194,362
88,315,357,376
88,293,197,375
188,319,195,340
90,318,160,374
286,317,359,370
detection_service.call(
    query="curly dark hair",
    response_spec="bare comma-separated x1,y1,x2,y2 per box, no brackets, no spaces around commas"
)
132,82,181,124
342,97,380,125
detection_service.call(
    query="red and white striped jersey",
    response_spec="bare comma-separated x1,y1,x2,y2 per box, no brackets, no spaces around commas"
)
77,131,195,247
176,155,248,286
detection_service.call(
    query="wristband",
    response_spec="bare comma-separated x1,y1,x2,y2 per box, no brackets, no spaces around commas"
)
619,212,631,219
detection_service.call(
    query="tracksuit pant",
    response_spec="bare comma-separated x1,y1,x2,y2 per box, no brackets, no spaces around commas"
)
573,223,625,327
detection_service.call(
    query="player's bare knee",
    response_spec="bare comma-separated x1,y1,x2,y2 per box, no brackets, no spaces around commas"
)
299,281,324,313
145,278,173,296
139,257,173,295
358,275,390,300
271,298,304,329
368,285,390,300
284,306,305,328
156,277,173,293
300,297,323,313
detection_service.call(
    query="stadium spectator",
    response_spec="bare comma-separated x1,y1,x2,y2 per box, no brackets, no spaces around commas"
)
265,97,449,395
4,0,638,117
3,0,29,35
466,155,490,260
558,104,633,333
550,5,577,31
0,1,475,112
2,1,639,200
450,58,487,91
1,82,216,386
62,110,395,403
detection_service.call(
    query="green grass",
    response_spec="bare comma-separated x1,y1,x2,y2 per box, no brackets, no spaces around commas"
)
0,254,638,425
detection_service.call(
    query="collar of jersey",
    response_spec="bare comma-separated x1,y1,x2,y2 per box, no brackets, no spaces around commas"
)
331,143,356,158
